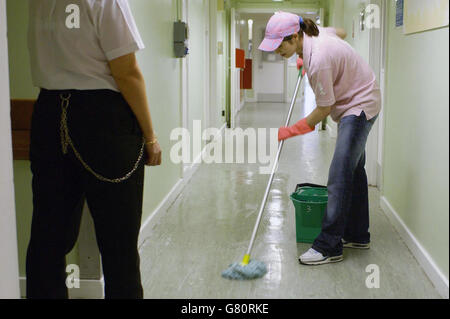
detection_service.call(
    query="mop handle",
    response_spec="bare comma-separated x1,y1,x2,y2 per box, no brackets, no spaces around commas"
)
245,73,304,257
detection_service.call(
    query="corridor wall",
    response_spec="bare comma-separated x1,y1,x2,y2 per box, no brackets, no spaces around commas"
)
327,0,449,297
381,0,449,297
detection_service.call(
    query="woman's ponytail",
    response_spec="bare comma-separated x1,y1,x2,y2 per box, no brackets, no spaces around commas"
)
283,15,320,42
299,16,319,37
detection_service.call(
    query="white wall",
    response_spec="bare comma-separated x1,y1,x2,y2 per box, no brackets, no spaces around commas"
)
241,15,284,103
0,0,20,299
187,0,208,152
234,12,242,114
209,0,226,129
381,0,449,297
254,17,284,102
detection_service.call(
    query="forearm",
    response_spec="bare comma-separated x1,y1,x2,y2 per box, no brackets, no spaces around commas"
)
114,70,155,141
335,28,347,40
306,106,331,128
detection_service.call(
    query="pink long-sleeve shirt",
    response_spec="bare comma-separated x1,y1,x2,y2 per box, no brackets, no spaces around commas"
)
303,27,382,122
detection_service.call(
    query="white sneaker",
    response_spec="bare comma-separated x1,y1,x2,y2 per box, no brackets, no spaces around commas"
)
299,248,343,265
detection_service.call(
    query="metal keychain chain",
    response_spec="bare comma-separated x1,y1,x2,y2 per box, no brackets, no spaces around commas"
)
59,93,146,184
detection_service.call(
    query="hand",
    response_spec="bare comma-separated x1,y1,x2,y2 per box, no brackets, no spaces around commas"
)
278,118,315,142
297,58,303,70
145,141,162,166
297,58,306,77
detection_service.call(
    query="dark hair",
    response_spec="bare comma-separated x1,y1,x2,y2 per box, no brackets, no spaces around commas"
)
283,17,320,42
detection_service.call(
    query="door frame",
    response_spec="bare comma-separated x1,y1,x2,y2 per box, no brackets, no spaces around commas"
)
230,7,237,129
203,0,211,133
366,0,387,188
181,0,189,176
377,0,388,191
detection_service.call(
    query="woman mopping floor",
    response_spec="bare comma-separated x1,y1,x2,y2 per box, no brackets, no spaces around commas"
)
259,12,382,266
223,12,381,279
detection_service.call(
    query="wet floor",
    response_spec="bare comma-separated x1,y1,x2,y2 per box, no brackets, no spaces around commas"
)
139,97,441,299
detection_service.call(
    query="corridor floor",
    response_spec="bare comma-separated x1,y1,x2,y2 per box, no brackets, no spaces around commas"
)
138,100,441,299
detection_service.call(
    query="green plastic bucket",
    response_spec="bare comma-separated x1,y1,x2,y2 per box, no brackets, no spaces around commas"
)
290,184,328,243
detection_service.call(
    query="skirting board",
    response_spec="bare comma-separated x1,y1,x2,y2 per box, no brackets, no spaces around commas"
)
19,277,104,299
380,197,449,299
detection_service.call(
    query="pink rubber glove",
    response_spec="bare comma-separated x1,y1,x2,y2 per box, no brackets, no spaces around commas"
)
297,58,303,70
297,58,307,77
278,118,315,142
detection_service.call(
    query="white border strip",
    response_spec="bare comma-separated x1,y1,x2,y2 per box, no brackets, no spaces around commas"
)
0,0,20,299
380,196,449,299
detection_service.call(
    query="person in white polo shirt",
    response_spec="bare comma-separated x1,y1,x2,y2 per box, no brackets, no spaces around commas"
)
26,0,161,299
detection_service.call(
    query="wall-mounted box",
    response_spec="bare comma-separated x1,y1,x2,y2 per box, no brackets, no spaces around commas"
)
174,20,189,58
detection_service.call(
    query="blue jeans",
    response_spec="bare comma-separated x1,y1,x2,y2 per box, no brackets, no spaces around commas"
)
313,111,378,257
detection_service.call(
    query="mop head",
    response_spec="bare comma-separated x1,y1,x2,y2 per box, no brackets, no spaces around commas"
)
221,260,267,280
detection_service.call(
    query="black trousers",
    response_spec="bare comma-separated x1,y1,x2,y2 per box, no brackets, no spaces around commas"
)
26,89,145,299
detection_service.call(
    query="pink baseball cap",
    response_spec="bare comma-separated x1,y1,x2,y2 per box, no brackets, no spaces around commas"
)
259,12,302,52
